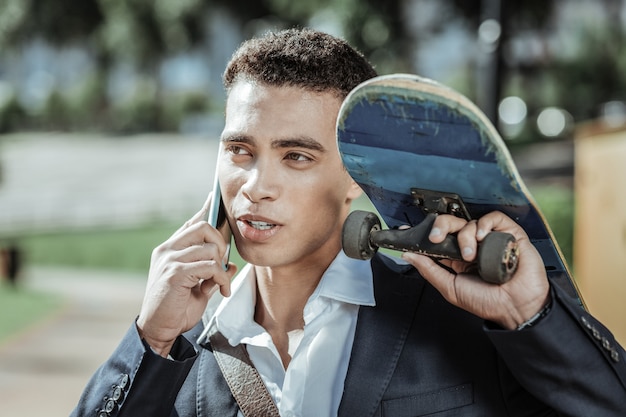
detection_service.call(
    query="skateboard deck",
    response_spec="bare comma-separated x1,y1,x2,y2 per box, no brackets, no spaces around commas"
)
337,74,583,306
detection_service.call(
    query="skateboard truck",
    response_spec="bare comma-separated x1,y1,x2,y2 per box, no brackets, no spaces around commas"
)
342,190,519,284
410,188,471,220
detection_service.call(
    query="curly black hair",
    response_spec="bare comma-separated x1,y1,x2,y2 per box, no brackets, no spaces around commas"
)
223,28,377,98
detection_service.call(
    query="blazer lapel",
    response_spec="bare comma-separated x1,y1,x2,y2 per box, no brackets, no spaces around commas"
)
338,254,425,417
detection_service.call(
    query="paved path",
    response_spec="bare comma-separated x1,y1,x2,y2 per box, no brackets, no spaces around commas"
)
0,267,146,417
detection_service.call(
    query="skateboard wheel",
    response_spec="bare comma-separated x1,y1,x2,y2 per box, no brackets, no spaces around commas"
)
342,210,381,260
477,232,519,284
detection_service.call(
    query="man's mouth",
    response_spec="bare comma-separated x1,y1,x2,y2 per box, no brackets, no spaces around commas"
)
247,220,276,230
237,216,281,242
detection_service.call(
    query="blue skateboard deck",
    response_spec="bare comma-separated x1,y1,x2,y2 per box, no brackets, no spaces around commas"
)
337,74,583,305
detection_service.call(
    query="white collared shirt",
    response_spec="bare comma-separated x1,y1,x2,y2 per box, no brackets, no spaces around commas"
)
204,251,374,417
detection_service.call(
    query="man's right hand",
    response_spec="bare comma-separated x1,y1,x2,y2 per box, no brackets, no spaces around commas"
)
136,193,236,357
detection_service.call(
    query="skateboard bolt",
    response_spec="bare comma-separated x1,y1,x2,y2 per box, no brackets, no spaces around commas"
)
412,193,424,207
448,202,461,214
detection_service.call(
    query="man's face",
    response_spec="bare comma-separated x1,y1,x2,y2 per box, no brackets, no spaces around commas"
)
218,80,361,270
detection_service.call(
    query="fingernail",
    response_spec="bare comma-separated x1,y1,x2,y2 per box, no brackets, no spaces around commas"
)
462,247,474,258
476,229,487,239
430,227,441,238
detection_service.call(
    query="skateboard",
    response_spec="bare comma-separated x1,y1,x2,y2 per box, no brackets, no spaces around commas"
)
337,74,583,305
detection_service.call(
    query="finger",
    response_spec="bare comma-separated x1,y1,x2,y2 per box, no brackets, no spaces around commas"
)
175,239,228,264
198,279,221,297
475,211,527,242
429,214,468,243
200,262,236,297
220,263,237,296
170,221,229,254
456,220,478,262
173,259,234,296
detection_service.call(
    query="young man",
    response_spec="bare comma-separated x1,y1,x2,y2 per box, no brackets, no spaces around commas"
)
72,28,626,417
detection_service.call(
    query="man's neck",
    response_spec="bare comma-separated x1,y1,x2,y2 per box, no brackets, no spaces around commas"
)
253,256,336,367
253,265,320,330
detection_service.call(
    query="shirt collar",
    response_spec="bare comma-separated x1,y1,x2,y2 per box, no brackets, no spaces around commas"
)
310,250,375,306
199,251,375,346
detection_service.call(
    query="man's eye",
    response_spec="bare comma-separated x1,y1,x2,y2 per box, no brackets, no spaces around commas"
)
226,145,250,155
285,152,312,162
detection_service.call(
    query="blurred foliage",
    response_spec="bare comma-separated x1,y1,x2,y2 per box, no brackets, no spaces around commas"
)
0,0,624,134
0,0,223,133
452,0,555,26
0,95,26,132
0,0,410,133
0,0,102,45
547,29,626,121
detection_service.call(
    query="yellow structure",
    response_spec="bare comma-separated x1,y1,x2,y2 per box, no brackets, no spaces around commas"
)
575,122,626,345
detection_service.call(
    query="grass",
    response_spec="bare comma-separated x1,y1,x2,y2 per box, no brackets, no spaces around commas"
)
0,282,63,343
16,222,246,272
16,223,178,272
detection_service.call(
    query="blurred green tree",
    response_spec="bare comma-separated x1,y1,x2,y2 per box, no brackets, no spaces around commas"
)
0,0,410,131
255,0,412,73
0,0,229,131
0,0,103,45
0,0,625,134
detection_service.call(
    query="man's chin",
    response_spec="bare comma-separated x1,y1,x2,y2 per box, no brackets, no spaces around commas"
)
236,246,282,268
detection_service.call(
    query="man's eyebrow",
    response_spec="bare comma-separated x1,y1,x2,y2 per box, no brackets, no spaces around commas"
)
271,137,326,152
220,134,254,144
220,134,326,152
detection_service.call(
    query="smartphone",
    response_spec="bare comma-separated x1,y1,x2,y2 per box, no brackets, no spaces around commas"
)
207,160,232,270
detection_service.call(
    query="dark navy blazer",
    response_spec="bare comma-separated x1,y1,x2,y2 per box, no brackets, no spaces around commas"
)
72,253,626,417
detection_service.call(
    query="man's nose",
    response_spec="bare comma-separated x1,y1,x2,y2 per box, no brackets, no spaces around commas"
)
240,163,279,203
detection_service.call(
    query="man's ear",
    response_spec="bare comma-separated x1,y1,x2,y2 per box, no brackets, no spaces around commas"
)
346,179,363,201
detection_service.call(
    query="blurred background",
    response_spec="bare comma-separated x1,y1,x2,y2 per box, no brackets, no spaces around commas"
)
0,0,625,415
